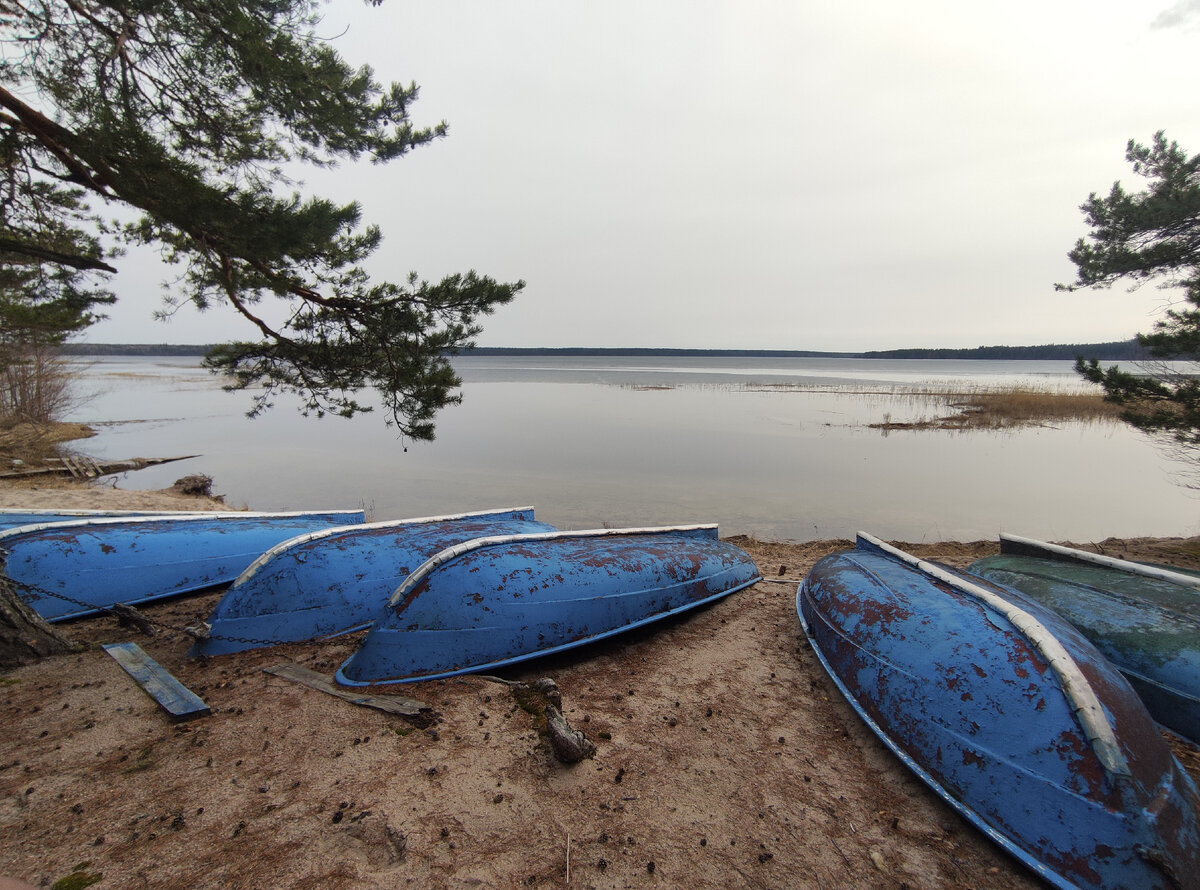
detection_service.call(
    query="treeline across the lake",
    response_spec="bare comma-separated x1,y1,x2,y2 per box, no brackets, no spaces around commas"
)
61,339,1160,360
859,340,1158,360
61,343,212,356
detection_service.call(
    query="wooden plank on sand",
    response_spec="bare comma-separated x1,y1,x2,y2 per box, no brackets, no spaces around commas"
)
102,642,211,722
264,663,427,716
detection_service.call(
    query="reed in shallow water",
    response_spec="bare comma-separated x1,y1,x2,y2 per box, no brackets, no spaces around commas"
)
620,378,1123,431
870,384,1122,431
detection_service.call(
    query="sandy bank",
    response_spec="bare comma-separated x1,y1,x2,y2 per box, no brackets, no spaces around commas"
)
0,478,235,513
1,478,1199,889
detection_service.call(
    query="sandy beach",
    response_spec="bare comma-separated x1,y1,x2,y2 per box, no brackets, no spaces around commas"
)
2,477,1199,889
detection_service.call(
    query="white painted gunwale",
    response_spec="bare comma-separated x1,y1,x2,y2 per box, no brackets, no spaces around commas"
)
232,506,539,584
1000,533,1200,591
856,532,1130,780
0,508,207,517
385,524,720,609
0,509,365,543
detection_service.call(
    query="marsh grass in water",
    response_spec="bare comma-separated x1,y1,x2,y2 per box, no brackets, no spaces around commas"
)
614,378,1123,432
624,376,1118,431
869,384,1122,432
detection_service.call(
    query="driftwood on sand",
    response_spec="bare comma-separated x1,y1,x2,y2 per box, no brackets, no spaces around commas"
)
263,663,429,718
0,454,197,480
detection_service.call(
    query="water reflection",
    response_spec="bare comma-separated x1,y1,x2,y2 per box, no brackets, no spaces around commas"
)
65,355,1200,543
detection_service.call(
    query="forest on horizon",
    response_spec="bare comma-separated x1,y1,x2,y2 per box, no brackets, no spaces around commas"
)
58,339,1159,361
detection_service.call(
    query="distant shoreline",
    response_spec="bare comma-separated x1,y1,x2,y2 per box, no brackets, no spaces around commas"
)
62,339,1157,361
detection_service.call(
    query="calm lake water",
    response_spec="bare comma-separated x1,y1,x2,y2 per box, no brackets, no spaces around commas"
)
64,354,1200,543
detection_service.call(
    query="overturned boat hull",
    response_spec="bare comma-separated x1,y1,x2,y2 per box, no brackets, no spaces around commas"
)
2,510,365,621
192,507,556,656
336,525,761,685
799,533,1200,890
969,533,1200,745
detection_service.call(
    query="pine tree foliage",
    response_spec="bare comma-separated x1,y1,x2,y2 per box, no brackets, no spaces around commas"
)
1061,132,1200,443
0,0,522,438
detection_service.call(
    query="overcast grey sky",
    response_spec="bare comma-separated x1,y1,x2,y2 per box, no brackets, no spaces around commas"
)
85,0,1200,350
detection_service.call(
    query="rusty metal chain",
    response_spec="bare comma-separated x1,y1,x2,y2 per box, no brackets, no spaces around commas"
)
8,577,294,648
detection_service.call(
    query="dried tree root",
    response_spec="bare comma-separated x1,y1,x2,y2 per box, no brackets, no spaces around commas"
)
481,675,596,764
545,703,597,763
0,574,73,669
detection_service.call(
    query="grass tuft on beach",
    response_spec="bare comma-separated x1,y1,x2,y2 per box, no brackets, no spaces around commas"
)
0,420,95,466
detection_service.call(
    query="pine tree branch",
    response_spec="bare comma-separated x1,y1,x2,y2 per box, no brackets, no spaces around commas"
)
0,85,117,194
0,236,117,272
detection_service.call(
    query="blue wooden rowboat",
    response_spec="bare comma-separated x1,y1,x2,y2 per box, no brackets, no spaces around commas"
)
0,508,211,533
2,510,365,621
799,533,1200,890
969,533,1200,745
336,525,761,686
190,507,557,656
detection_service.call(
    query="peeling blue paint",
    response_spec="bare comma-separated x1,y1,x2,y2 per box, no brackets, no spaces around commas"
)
798,533,1200,890
2,510,365,620
0,508,210,534
192,508,555,655
336,525,761,685
971,536,1200,746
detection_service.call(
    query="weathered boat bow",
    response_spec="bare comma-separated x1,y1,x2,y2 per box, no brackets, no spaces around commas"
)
998,533,1200,589
337,525,761,686
191,508,557,656
799,532,1200,890
971,533,1200,746
1,510,366,620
